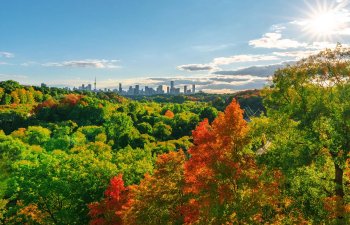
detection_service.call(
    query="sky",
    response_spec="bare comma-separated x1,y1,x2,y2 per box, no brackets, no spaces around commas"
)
1,0,350,93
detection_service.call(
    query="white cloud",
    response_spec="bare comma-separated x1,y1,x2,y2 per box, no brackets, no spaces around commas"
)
271,24,286,32
43,59,120,69
0,51,14,58
212,54,280,65
249,32,307,49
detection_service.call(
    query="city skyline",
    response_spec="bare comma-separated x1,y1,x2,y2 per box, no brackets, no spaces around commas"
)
69,79,196,96
1,0,350,93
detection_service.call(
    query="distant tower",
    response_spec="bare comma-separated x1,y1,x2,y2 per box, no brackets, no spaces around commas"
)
192,84,195,94
119,83,122,93
94,77,97,91
184,85,187,94
170,81,175,94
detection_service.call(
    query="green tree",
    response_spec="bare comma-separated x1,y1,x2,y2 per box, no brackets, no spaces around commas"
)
0,80,22,93
113,146,154,186
6,148,118,224
262,45,350,223
137,122,153,135
1,93,11,105
172,112,199,138
199,106,218,123
25,126,51,146
153,122,172,141
105,113,136,149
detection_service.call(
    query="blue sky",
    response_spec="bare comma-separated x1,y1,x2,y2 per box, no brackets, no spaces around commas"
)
1,0,349,93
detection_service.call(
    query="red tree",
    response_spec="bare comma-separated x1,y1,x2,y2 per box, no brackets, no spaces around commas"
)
183,99,285,224
88,175,129,225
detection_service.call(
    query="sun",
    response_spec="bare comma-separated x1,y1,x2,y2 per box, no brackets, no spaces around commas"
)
305,10,340,35
298,0,349,40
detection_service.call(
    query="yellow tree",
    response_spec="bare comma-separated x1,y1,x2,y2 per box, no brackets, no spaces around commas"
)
122,150,186,225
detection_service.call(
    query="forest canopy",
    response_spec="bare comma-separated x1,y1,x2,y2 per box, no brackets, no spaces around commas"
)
0,46,349,224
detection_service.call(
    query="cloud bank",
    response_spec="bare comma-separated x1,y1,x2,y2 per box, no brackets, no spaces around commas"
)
177,64,217,72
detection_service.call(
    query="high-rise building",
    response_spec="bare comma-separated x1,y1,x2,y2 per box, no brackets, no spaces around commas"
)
135,85,140,95
128,86,133,95
119,83,122,93
167,86,170,94
156,85,164,94
184,85,187,94
94,77,97,91
192,84,196,94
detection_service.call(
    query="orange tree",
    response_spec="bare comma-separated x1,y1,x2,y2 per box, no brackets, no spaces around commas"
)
183,100,287,224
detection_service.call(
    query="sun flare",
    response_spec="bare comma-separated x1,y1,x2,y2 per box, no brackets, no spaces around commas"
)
298,0,350,40
306,10,340,35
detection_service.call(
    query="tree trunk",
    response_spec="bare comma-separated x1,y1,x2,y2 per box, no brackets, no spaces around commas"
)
334,162,345,224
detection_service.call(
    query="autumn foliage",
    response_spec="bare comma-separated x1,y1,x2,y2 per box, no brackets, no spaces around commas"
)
122,150,186,224
33,98,58,113
183,99,279,224
164,110,175,119
61,94,83,106
88,175,129,225
87,100,300,224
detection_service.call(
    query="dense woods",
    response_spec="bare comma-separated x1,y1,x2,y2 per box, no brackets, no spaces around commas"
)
0,46,349,224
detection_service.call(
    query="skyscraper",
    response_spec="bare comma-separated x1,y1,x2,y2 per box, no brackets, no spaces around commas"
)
192,84,195,94
170,81,176,94
119,83,122,93
135,85,140,95
184,85,187,94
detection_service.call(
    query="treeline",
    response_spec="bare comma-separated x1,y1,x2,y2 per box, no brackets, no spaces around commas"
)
0,80,265,119
0,46,350,224
129,89,265,118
